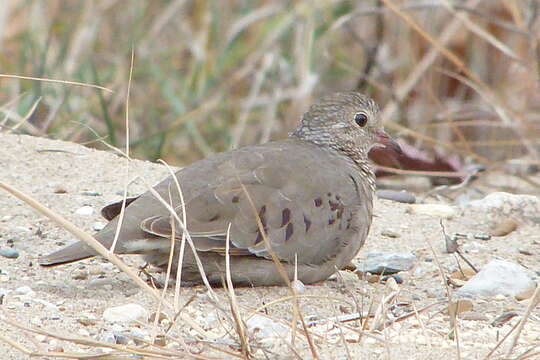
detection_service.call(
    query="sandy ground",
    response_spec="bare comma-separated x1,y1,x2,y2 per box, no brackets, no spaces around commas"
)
0,133,538,359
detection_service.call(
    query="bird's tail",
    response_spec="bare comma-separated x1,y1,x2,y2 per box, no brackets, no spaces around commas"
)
38,241,98,266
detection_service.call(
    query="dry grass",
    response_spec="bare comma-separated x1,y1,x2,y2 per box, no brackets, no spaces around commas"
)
0,0,539,167
1,0,539,358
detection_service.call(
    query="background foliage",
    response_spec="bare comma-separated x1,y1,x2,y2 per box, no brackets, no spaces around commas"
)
1,0,539,169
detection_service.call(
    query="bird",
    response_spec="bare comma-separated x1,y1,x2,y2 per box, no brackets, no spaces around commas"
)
39,92,400,286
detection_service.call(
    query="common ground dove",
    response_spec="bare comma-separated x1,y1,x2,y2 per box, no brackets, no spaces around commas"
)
39,92,400,286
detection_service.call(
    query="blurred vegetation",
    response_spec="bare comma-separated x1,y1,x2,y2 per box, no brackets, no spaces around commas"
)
1,0,539,167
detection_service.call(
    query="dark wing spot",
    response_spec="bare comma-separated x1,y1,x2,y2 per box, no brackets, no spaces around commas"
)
281,208,291,227
329,200,340,211
314,198,323,207
346,214,353,230
232,196,240,203
285,223,294,241
303,215,312,232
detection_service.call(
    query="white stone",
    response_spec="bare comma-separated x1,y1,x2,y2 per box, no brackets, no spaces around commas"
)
246,314,290,339
464,192,540,225
103,303,148,323
457,259,536,299
407,204,457,219
75,205,94,216
93,221,106,231
291,279,305,294
357,252,417,274
15,286,35,296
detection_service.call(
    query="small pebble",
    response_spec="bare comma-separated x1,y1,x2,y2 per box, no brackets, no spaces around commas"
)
377,189,416,204
35,334,47,342
53,186,67,194
518,248,532,256
78,317,97,326
93,222,106,231
116,333,131,345
381,230,400,238
407,204,457,219
490,219,518,237
0,248,19,259
81,191,102,196
357,252,417,275
491,311,519,327
75,206,94,216
382,274,403,284
103,303,149,323
78,329,90,337
72,270,88,280
291,279,305,294
15,286,35,296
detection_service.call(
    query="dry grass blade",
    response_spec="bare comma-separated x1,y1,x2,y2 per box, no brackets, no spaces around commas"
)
0,313,193,359
504,284,540,357
142,175,221,305
0,73,113,93
370,282,399,331
6,96,41,133
441,0,522,62
0,180,212,338
224,225,252,358
379,0,484,123
240,183,319,359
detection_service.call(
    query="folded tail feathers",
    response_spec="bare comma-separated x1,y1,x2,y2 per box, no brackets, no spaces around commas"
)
38,241,96,266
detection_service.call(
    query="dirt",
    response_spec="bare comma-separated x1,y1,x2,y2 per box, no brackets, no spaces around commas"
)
0,133,538,359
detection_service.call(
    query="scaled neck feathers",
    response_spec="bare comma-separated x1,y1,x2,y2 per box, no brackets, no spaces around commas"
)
289,131,376,192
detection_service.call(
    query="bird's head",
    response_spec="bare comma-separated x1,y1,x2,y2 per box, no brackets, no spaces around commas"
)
292,92,401,160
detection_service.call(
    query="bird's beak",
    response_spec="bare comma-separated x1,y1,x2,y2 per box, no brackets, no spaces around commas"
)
374,129,402,155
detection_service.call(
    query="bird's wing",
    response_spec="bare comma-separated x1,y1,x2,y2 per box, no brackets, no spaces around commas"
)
137,140,369,265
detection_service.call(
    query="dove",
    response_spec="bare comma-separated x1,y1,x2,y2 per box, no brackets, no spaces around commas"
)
39,92,400,286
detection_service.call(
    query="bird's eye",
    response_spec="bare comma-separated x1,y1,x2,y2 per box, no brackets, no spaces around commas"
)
354,113,368,127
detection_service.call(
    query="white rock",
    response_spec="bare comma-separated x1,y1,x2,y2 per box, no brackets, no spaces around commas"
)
457,260,536,299
93,221,106,231
464,192,540,225
15,286,35,296
103,304,148,323
291,279,305,294
75,205,94,216
407,204,457,219
33,298,59,312
357,252,417,274
462,241,487,254
246,314,290,339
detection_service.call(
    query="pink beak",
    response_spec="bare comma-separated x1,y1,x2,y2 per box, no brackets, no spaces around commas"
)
375,129,402,155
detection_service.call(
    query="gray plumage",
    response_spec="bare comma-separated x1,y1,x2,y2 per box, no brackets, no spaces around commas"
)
39,92,399,286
